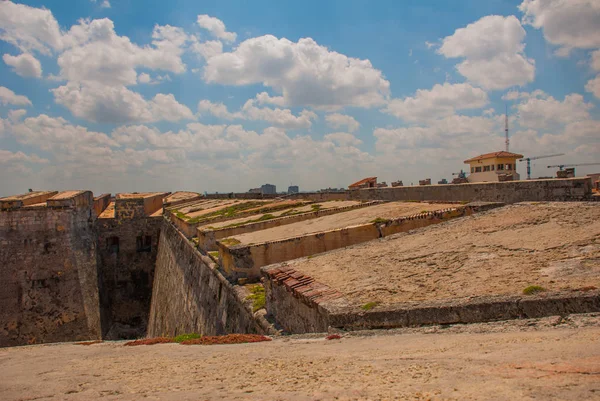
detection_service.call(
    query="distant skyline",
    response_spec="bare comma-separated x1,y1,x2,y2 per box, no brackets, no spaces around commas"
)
1,0,599,196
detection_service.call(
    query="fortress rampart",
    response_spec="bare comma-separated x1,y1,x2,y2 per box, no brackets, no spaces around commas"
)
0,191,101,347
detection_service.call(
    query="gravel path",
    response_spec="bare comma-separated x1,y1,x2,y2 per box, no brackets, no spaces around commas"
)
1,314,599,400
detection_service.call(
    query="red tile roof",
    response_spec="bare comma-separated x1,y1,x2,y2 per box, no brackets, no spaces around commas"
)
348,177,377,188
464,151,524,163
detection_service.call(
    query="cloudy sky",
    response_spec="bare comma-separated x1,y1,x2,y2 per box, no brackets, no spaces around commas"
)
0,0,599,196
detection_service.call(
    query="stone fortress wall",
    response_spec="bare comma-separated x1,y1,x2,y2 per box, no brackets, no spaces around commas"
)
0,191,101,347
0,177,597,347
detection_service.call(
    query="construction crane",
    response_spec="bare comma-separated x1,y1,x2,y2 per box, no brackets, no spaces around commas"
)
547,162,600,171
519,153,564,180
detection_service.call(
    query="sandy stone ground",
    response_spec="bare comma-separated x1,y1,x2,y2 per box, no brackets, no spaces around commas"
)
288,202,600,306
1,314,599,400
233,202,457,245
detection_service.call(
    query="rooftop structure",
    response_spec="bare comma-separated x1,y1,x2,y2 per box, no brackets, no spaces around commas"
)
464,151,524,183
348,177,377,189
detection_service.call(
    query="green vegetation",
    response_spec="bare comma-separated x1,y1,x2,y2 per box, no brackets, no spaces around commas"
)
361,302,379,311
187,201,308,225
171,209,188,220
311,204,322,211
246,285,266,312
523,285,546,295
173,333,201,343
208,251,219,259
371,217,390,224
220,238,241,247
187,201,265,224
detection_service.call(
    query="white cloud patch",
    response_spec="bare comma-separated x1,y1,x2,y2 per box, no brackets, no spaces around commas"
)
374,115,499,152
324,132,362,146
519,0,600,53
0,1,63,55
8,109,27,123
0,149,48,164
52,83,193,123
516,92,594,129
58,19,189,87
439,15,535,90
196,15,236,42
203,35,390,109
198,98,317,129
325,113,360,132
0,86,32,106
91,0,111,8
384,83,488,122
585,75,600,98
190,39,223,60
2,53,42,78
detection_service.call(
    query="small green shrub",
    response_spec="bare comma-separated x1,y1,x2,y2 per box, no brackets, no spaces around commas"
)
208,251,219,259
361,302,379,311
523,285,546,295
246,285,266,312
371,217,390,224
173,333,201,343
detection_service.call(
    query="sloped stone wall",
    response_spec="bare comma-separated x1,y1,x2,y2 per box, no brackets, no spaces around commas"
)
147,219,273,337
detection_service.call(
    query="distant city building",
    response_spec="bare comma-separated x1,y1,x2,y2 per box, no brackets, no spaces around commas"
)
287,185,299,194
261,184,276,194
464,151,523,183
248,188,261,194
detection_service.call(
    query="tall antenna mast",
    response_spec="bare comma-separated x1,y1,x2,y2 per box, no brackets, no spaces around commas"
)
505,104,509,152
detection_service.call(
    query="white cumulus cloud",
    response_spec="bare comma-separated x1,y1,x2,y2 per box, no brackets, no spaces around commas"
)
519,0,600,54
439,15,535,90
203,35,390,109
325,113,360,132
197,15,236,42
384,83,488,122
0,86,32,106
52,83,193,124
3,53,42,78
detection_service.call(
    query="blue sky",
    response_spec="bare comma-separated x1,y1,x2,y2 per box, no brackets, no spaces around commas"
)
0,0,599,196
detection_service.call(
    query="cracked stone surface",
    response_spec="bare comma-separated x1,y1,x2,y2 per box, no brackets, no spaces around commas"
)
1,314,599,400
283,202,600,306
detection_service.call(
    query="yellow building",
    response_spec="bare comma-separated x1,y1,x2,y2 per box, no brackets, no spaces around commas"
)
464,151,523,183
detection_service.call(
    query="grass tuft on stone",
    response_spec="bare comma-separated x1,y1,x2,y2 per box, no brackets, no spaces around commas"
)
173,333,201,343
371,217,390,224
246,284,266,312
523,285,546,295
361,301,379,311
220,238,241,247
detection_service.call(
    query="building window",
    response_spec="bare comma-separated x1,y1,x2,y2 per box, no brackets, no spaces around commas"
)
136,235,152,252
506,164,513,170
107,236,119,254
475,166,482,172
497,164,504,170
483,165,491,172
471,167,474,173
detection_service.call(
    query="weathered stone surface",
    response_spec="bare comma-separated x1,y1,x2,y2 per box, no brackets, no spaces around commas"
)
147,219,274,337
0,192,101,347
349,177,592,202
96,215,163,339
